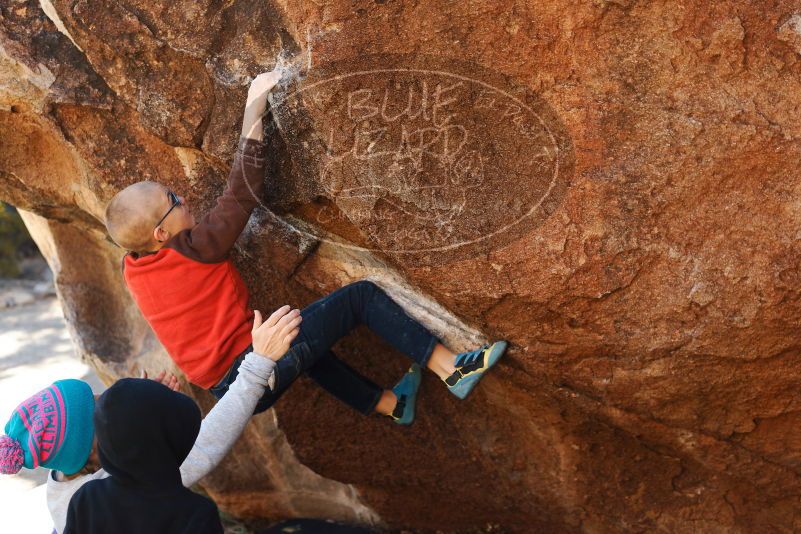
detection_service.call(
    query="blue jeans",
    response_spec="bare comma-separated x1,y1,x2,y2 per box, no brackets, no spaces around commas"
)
209,280,440,415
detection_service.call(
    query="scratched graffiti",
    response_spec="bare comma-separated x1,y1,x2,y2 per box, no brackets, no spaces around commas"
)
262,54,574,266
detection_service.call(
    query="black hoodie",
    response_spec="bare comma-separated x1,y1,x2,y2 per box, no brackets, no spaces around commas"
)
63,378,223,534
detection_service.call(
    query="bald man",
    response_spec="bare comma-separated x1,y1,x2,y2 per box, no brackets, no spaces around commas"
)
104,67,507,428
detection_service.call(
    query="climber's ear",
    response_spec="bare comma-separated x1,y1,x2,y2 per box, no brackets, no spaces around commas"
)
153,225,170,244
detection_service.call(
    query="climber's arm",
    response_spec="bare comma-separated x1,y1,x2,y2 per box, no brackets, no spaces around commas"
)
168,70,282,263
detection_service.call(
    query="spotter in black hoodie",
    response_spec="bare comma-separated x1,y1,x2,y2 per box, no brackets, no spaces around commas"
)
64,378,223,534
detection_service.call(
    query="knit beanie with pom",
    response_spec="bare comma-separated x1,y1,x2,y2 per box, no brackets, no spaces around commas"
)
0,379,95,475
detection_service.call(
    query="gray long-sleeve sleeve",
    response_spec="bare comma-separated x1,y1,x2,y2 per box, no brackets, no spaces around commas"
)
179,351,275,486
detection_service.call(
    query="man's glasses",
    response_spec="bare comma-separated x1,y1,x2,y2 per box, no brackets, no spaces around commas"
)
154,190,182,230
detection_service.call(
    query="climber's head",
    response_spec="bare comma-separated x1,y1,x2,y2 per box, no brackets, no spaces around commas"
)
104,181,195,253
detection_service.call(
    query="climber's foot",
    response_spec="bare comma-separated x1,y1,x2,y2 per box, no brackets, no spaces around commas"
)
388,364,422,425
444,341,508,400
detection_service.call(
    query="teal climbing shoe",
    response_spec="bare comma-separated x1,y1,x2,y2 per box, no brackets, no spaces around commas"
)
444,341,508,399
389,364,422,425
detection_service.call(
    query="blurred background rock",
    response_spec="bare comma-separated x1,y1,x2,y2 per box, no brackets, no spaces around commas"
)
0,203,54,307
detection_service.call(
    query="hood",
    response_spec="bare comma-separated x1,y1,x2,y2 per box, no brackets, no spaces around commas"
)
94,378,200,488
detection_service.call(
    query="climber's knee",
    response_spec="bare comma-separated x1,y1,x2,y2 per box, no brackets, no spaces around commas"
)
350,279,379,295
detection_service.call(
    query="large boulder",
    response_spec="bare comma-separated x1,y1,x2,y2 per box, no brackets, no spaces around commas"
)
3,0,801,531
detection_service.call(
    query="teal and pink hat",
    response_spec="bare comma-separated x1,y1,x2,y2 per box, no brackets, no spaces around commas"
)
0,379,95,475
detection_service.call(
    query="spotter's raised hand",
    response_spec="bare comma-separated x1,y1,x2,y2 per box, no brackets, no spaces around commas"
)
251,306,302,361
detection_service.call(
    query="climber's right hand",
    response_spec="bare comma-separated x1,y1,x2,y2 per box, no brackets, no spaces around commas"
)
251,305,302,361
247,69,282,101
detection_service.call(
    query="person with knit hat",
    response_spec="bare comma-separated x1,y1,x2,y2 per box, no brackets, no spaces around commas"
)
0,379,95,477
0,304,299,533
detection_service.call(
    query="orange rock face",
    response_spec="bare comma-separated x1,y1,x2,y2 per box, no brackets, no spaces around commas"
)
3,0,801,532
